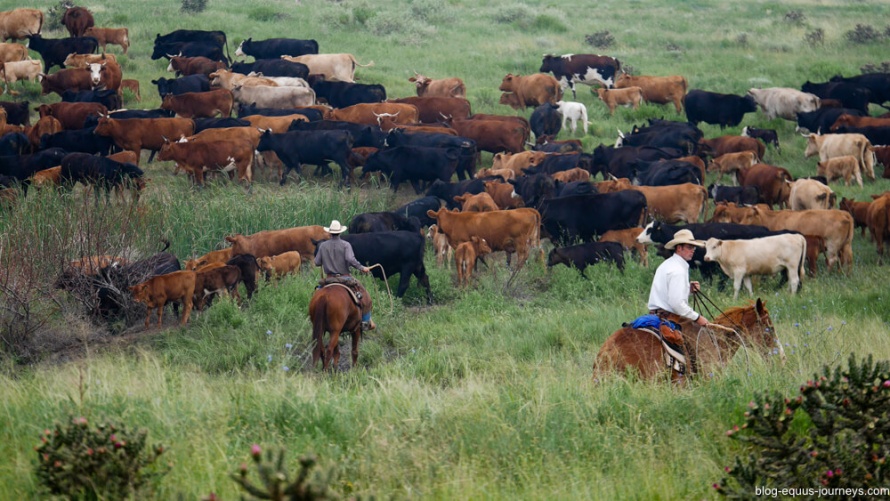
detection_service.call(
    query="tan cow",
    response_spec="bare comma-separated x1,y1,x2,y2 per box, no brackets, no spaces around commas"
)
185,248,234,271
409,72,466,98
257,251,302,280
209,69,279,90
427,224,453,268
0,8,44,42
0,59,42,90
455,236,492,287
225,225,329,260
866,193,890,263
83,27,129,54
328,102,419,127
596,179,706,224
747,87,820,121
595,86,643,115
804,133,875,181
498,73,562,109
475,168,515,181
427,208,542,268
615,73,687,113
484,180,524,210
708,151,756,185
552,167,590,183
491,151,549,177
789,179,835,211
817,155,862,187
129,270,196,327
454,192,499,212
281,53,374,82
0,42,27,63
704,234,806,299
600,227,648,267
64,52,118,68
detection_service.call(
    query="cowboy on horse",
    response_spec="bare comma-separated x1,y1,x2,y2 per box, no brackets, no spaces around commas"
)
647,229,710,330
314,220,375,332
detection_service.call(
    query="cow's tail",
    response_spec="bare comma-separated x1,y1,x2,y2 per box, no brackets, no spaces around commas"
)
797,235,806,286
354,58,375,68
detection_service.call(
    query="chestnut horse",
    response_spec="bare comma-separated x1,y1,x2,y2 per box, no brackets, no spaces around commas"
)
593,298,782,382
308,284,364,370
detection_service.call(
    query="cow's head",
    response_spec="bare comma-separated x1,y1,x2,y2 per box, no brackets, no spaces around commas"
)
87,62,105,86
499,74,519,92
539,55,557,73
703,238,721,262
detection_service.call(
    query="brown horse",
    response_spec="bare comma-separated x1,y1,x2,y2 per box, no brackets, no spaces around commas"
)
308,284,364,370
593,298,782,382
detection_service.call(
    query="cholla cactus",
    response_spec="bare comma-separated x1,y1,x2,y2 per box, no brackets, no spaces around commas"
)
231,445,337,501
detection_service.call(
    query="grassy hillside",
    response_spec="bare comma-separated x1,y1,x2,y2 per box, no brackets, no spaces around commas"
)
1,0,889,498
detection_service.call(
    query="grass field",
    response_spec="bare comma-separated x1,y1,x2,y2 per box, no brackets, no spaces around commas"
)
1,0,890,498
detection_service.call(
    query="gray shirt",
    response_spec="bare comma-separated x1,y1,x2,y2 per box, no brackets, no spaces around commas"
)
314,236,363,276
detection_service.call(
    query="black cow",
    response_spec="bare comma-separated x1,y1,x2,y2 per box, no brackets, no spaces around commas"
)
393,196,442,227
83,109,174,129
40,127,115,156
538,191,647,245
226,253,259,300
591,144,682,180
547,241,625,276
289,119,386,148
618,120,702,152
384,129,477,180
27,35,98,70
0,133,30,156
529,103,561,139
60,152,144,201
0,101,31,126
526,152,594,175
61,88,122,111
239,104,324,121
796,107,866,134
632,159,701,186
193,117,251,133
155,41,228,63
425,179,486,210
0,148,69,184
801,80,871,113
741,126,779,151
362,146,460,193
309,78,386,108
235,37,318,59
230,59,309,79
833,125,890,146
152,75,211,98
539,53,621,98
509,173,559,208
153,29,228,58
707,184,759,206
256,129,359,186
341,231,432,302
684,89,757,128
533,137,584,153
348,212,422,234
830,73,890,106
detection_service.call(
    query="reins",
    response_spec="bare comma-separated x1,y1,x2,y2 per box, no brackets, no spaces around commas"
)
692,289,753,373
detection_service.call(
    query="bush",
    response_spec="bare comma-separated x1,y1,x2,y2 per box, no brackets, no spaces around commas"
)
585,31,615,49
845,24,883,44
861,61,890,74
784,10,806,25
805,28,824,47
181,0,207,14
230,445,337,500
34,416,167,500
715,354,890,497
248,7,289,22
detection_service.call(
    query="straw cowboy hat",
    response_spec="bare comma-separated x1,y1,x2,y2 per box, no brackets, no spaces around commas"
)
324,220,347,234
665,229,705,250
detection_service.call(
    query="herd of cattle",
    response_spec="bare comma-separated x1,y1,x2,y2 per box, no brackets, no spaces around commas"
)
1,5,890,330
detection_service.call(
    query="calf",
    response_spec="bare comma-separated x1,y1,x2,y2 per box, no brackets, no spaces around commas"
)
555,100,590,134
600,227,648,267
129,270,196,327
595,86,643,115
257,251,302,280
804,234,827,277
552,167,590,184
60,153,145,201
409,72,466,98
703,234,806,299
168,55,226,77
708,151,756,185
455,236,492,287
839,197,871,237
427,224,452,268
708,185,760,207
0,59,42,89
161,89,233,118
121,79,141,101
225,253,259,300
547,241,626,277
185,248,233,271
454,191,498,212
741,126,780,151
193,264,241,309
83,27,129,54
817,155,861,187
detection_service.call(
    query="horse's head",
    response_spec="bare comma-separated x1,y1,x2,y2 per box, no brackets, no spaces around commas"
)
714,298,784,362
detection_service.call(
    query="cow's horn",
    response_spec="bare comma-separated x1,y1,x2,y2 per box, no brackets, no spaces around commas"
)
617,129,625,138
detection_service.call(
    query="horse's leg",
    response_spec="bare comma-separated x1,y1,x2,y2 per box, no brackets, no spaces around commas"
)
325,329,341,371
351,329,360,367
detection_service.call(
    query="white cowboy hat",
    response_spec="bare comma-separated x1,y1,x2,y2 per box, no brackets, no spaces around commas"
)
324,220,346,234
665,229,705,250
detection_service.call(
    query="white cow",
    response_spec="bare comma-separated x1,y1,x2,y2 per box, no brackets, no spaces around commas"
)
231,84,316,108
281,53,374,83
704,234,806,300
555,100,590,134
789,178,835,211
747,87,821,121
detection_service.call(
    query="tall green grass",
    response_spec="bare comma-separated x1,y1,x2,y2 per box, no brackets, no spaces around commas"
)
2,0,890,498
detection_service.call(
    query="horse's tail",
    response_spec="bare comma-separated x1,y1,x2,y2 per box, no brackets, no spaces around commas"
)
312,294,327,349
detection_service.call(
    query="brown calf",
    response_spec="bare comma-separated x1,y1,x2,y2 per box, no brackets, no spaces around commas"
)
185,248,234,271
427,224,452,269
193,264,241,309
455,236,492,287
83,27,129,54
257,251,302,280
129,270,196,328
600,228,648,267
595,86,643,115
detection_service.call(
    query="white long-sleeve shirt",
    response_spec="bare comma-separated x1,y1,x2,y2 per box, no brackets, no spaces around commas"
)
647,253,701,322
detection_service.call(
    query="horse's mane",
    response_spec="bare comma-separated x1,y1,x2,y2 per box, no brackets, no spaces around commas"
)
714,304,755,327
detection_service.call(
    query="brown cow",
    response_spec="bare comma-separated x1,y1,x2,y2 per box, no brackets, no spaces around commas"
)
615,73,687,113
30,166,62,187
817,155,862,187
699,135,764,162
39,68,92,96
484,180,524,210
257,251,302,280
121,79,141,102
708,151,757,185
427,207,542,268
94,116,195,163
167,56,226,77
0,42,27,63
454,192,499,212
448,118,527,154
803,234,826,276
63,52,118,68
0,8,44,42
88,60,122,91
328,102,419,127
839,197,871,237
600,227,648,267
866,193,890,263
129,270,196,328
157,138,254,186
491,151,549,177
243,113,308,133
551,167,589,183
475,168,515,181
386,96,471,123
67,255,130,275
427,224,453,268
61,6,93,38
225,226,329,260
737,163,793,208
498,73,562,109
829,113,890,132
83,27,129,54
193,264,242,309
595,86,644,115
161,89,233,119
597,179,706,224
409,73,466,98
874,146,890,177
37,102,106,130
455,236,492,287
185,248,234,271
804,133,875,181
27,115,63,150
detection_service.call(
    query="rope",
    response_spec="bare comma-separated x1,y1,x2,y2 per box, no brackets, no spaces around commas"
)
365,263,394,315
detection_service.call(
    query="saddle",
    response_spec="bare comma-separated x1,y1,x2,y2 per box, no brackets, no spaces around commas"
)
317,278,362,306
625,314,688,375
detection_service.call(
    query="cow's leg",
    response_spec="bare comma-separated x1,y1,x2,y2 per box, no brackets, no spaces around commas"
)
732,275,744,300
395,270,411,298
157,302,164,326
744,276,754,297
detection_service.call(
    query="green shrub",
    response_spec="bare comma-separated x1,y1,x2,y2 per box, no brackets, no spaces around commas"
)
248,7,288,22
845,24,883,44
784,10,806,26
45,1,69,32
585,31,615,49
805,28,825,47
34,416,167,500
181,0,207,14
715,354,890,497
230,445,337,500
